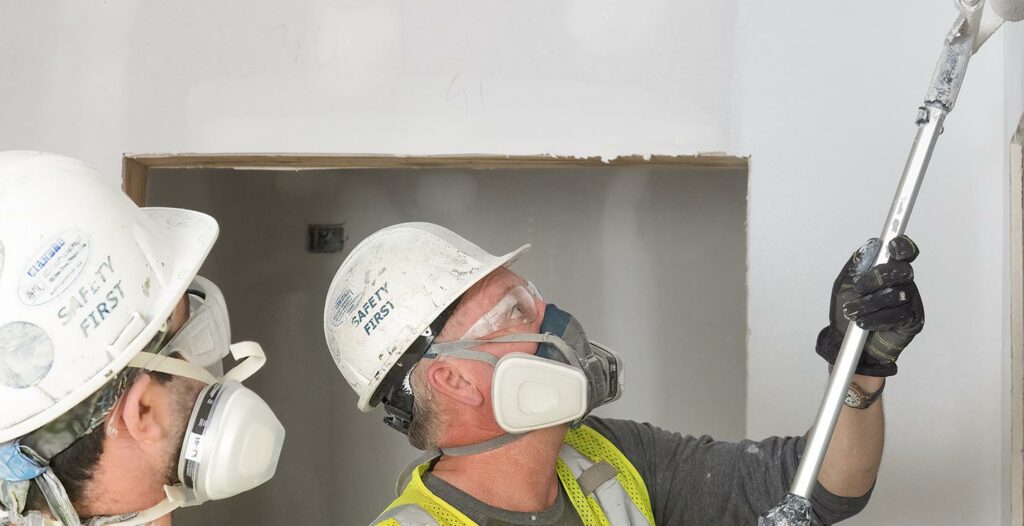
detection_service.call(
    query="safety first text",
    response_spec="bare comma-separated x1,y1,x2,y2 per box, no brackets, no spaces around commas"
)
350,283,394,336
56,255,126,338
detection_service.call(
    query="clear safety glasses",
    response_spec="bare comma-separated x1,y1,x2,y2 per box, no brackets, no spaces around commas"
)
456,282,543,342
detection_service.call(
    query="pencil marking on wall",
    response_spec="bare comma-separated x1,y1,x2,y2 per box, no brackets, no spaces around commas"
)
314,25,338,67
445,74,486,119
446,74,469,118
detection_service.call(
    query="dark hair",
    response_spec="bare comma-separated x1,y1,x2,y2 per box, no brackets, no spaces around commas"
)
25,425,105,511
25,372,175,514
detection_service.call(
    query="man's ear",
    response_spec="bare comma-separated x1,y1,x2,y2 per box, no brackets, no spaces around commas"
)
118,374,173,445
424,360,485,407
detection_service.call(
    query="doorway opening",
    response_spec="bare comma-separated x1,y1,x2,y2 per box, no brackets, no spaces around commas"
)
125,153,749,525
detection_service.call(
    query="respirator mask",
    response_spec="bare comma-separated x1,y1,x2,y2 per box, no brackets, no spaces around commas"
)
424,284,624,434
0,277,285,526
114,276,286,525
388,284,624,495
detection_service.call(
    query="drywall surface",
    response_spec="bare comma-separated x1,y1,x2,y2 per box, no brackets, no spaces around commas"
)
1002,22,1024,526
734,3,1023,524
147,166,748,525
2,0,1023,523
0,0,736,182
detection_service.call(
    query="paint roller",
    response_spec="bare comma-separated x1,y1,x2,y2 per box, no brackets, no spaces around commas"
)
759,0,1024,524
991,0,1024,20
974,0,1024,50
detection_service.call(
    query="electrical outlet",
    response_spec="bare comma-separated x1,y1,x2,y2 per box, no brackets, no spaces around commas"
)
307,224,346,253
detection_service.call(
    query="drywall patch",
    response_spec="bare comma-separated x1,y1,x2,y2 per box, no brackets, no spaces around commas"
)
0,321,54,388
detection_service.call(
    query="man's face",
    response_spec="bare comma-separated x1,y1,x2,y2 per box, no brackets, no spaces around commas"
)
408,267,547,447
436,267,546,353
433,267,546,408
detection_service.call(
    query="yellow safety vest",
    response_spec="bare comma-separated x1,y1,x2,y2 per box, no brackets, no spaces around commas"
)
374,425,655,526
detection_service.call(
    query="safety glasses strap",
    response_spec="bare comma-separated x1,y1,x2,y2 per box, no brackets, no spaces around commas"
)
424,343,498,365
493,333,583,368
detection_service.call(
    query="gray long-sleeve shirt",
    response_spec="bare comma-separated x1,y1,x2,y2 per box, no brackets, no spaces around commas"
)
421,417,872,525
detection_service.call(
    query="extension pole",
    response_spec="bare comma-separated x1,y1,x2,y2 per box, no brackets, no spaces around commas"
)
789,105,944,498
761,3,985,522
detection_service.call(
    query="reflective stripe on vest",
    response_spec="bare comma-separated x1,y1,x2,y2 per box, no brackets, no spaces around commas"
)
374,425,655,526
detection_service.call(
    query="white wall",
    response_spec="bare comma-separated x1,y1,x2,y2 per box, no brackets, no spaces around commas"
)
735,4,1024,524
2,1,1022,524
0,0,736,180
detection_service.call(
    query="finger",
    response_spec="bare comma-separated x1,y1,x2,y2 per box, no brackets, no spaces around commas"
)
852,262,914,294
900,289,925,331
850,238,882,276
852,304,917,331
842,286,912,320
888,235,920,263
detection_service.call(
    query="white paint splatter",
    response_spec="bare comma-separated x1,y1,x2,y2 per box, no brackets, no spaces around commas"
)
746,444,760,455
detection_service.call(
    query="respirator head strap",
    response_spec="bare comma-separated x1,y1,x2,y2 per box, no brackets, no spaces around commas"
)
127,342,266,386
393,432,526,498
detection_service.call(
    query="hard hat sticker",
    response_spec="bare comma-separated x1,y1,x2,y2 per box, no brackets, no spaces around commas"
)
329,287,362,328
0,322,55,389
19,231,91,307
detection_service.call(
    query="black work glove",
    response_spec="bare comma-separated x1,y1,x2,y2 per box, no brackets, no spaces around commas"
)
815,235,925,377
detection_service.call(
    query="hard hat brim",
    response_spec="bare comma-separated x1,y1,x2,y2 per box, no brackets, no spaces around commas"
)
0,207,219,442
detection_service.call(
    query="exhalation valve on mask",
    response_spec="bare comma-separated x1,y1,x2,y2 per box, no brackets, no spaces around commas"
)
534,305,623,412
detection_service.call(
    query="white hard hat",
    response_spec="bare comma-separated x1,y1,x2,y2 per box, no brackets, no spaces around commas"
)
0,151,218,443
323,223,529,412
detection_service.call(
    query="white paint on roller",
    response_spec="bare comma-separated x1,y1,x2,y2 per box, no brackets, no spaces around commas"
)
989,0,1024,21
